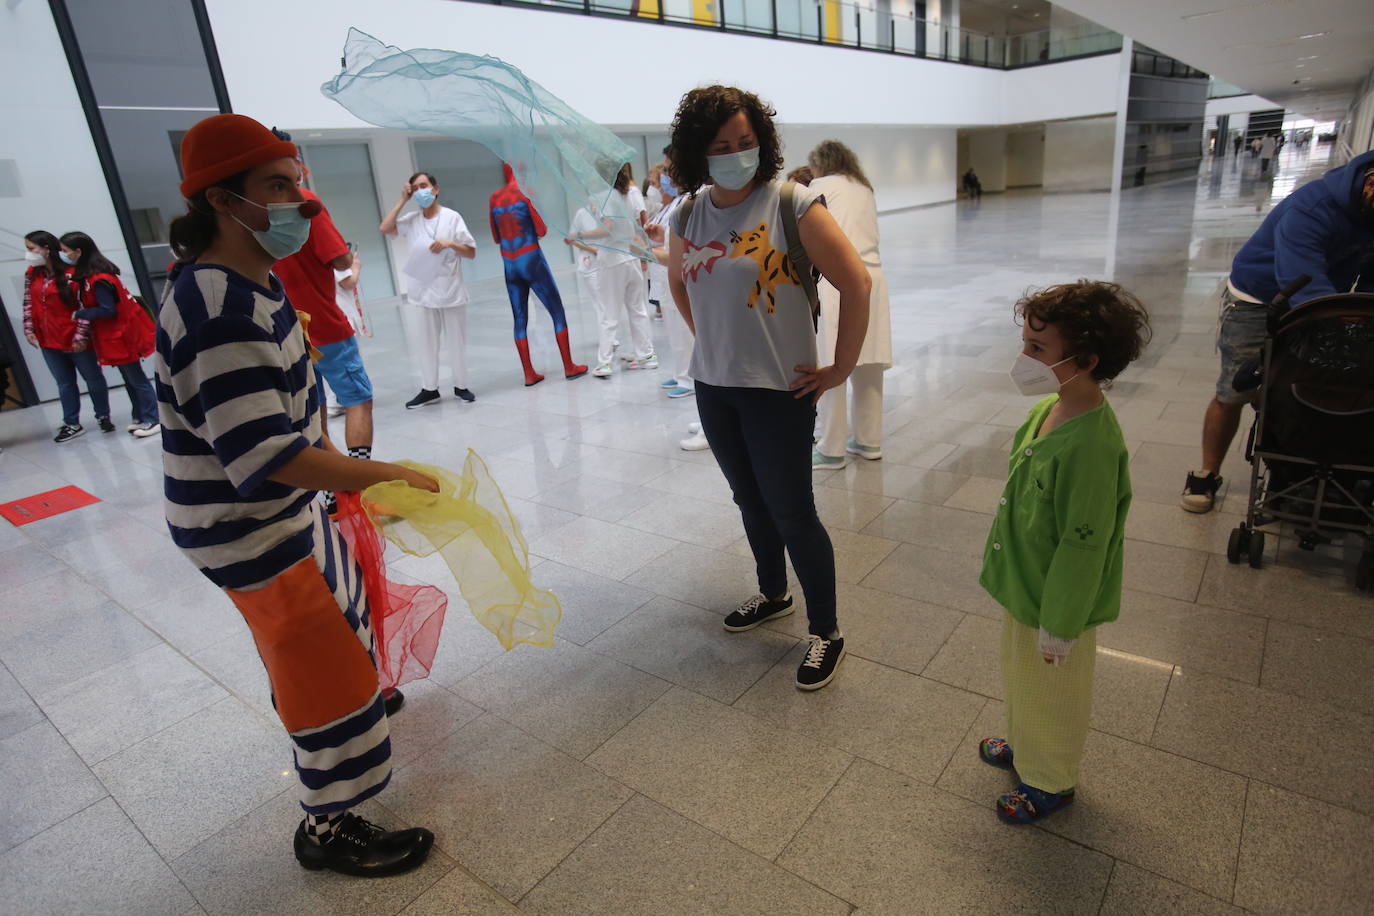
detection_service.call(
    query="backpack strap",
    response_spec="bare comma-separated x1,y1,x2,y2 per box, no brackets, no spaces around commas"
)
779,181,820,330
675,192,698,235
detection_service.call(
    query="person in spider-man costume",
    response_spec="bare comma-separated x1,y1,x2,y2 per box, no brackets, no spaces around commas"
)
490,162,588,385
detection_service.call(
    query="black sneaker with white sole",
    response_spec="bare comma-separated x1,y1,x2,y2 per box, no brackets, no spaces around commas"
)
1181,471,1222,513
453,387,476,403
54,424,85,444
98,416,116,433
723,593,794,631
405,389,441,409
796,635,845,690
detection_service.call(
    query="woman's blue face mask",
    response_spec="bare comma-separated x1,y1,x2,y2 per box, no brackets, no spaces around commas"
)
707,147,759,191
659,173,678,197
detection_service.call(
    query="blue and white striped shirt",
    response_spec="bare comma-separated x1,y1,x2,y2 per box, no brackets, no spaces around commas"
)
156,264,323,590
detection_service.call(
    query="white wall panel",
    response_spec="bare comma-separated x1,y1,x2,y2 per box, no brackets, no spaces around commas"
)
1043,116,1117,192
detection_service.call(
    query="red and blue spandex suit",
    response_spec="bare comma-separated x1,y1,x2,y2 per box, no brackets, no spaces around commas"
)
489,163,587,385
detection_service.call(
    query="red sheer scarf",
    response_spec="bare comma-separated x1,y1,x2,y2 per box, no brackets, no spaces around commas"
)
333,491,448,691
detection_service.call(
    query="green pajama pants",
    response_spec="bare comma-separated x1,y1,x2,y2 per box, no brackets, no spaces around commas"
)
1000,614,1097,794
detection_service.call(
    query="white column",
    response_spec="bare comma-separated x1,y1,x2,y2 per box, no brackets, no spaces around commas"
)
1105,38,1133,280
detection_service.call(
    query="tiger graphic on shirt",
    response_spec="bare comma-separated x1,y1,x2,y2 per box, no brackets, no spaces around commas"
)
727,222,801,313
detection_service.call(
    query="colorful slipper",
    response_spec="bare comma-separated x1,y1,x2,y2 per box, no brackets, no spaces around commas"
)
978,737,1014,769
996,783,1075,824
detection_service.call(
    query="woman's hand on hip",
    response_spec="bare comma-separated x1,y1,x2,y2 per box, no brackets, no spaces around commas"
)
790,364,847,404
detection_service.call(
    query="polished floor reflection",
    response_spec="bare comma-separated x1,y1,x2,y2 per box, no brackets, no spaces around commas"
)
1,143,1369,914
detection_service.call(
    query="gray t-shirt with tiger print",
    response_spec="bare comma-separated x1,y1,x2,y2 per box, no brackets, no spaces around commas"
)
672,180,823,391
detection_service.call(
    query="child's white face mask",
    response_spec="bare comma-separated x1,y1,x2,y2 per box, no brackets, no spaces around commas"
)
1010,353,1077,397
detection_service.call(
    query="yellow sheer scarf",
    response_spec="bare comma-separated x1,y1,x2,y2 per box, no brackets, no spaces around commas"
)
362,451,561,650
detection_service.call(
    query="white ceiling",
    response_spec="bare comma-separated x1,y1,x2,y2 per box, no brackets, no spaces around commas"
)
1052,0,1373,119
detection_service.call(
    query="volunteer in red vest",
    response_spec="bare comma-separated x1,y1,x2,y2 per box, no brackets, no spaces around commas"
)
22,229,112,443
58,232,159,438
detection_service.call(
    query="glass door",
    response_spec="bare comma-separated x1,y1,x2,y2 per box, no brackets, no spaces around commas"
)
299,143,396,299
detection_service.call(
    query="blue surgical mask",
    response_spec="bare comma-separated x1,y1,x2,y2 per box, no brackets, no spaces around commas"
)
228,192,313,260
58,251,76,266
413,187,436,208
659,173,678,196
706,147,760,191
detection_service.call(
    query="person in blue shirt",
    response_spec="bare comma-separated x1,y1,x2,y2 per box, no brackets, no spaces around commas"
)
1182,150,1374,513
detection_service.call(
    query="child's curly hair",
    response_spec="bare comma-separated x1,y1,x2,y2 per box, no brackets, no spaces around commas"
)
1015,280,1151,382
667,85,783,194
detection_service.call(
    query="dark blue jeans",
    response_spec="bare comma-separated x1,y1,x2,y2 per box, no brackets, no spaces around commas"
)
40,348,110,427
114,360,159,425
695,381,838,636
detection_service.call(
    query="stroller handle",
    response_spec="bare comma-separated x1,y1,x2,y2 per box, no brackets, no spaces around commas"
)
1268,274,1312,334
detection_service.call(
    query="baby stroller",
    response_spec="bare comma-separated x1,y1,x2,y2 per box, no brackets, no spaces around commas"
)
1227,278,1374,588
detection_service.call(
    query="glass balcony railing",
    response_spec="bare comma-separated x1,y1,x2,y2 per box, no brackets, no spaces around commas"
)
1208,78,1249,99
461,0,1123,70
1131,47,1208,80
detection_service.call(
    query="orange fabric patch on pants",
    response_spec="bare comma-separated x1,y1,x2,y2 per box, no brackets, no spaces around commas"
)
228,558,379,733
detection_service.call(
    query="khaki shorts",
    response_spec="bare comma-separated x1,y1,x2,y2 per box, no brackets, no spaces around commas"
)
1215,286,1267,405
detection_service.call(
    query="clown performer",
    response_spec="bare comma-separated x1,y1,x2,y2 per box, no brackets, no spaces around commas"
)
490,162,588,386
157,113,438,876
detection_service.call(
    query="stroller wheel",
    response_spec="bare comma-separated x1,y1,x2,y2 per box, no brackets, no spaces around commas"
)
1248,530,1265,569
1227,527,1248,564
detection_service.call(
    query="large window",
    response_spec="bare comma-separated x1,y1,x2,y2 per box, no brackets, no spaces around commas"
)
65,0,228,300
452,0,1115,67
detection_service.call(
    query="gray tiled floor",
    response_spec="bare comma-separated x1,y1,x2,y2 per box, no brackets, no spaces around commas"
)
2,144,1370,912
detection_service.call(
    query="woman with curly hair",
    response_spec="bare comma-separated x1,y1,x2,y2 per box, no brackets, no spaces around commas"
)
666,85,871,690
807,139,892,469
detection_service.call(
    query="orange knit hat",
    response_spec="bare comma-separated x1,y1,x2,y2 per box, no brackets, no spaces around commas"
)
179,114,297,198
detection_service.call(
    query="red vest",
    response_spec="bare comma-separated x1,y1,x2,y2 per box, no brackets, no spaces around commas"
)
78,272,156,366
26,266,80,350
